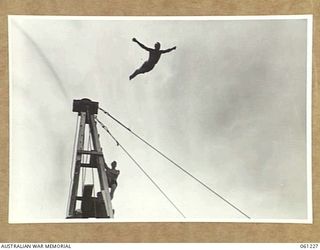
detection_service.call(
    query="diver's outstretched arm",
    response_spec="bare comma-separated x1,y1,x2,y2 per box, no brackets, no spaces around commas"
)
132,38,151,51
161,46,176,54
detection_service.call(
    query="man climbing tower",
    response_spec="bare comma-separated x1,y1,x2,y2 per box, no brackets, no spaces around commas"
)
105,161,120,200
129,38,176,80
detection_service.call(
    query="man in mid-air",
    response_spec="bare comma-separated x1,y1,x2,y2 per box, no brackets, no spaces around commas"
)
129,38,176,80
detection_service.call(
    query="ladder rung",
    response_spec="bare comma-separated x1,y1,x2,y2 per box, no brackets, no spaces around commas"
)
77,150,103,156
81,163,97,168
76,196,98,201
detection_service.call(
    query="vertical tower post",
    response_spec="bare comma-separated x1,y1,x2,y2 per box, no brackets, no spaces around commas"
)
88,115,114,217
67,98,114,219
67,111,86,217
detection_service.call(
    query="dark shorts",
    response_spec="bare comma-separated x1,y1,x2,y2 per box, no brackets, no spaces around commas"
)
139,61,155,73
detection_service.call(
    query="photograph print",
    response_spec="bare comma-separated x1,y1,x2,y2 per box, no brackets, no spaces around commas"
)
9,16,312,223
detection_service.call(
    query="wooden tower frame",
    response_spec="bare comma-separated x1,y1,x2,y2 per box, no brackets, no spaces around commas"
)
66,98,113,219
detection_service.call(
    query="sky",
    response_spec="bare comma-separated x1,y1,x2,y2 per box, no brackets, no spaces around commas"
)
9,16,311,223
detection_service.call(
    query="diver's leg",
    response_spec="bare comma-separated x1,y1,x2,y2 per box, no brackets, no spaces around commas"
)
130,62,152,80
129,69,141,80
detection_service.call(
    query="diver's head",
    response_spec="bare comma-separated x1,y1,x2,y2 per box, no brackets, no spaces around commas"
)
154,42,161,50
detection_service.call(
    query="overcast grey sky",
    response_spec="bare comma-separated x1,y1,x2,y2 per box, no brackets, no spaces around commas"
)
9,16,311,222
